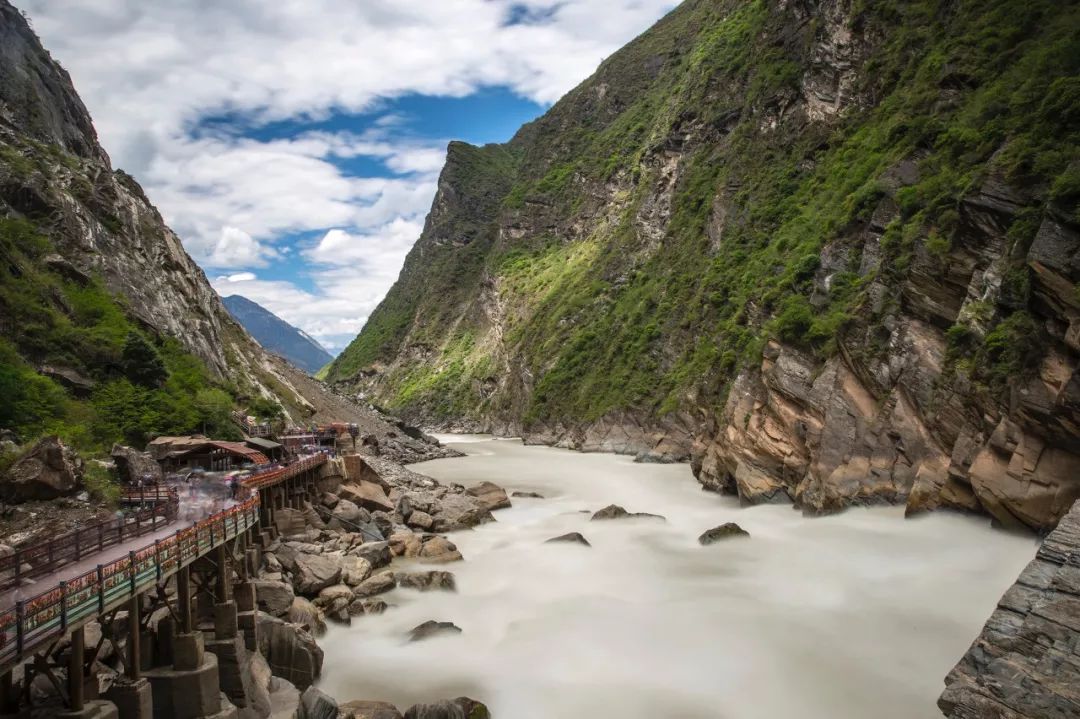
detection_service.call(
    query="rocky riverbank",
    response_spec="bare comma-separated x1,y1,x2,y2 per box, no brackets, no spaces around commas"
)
248,452,508,717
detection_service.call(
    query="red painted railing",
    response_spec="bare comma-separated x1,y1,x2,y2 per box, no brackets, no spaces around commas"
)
0,452,328,668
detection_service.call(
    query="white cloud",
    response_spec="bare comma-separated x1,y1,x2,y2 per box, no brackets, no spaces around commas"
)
20,0,677,348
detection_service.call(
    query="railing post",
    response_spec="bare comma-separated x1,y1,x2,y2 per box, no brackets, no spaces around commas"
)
59,580,67,632
128,551,137,595
154,540,161,582
97,565,105,613
14,601,24,659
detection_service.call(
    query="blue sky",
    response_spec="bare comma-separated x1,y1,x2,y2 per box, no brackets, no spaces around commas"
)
21,0,676,353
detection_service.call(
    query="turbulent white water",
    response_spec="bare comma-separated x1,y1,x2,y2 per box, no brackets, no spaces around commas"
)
318,436,1036,718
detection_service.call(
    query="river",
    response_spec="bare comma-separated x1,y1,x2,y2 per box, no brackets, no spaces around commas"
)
317,436,1036,718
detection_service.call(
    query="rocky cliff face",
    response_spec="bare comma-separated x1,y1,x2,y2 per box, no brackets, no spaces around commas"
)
939,498,1080,717
0,1,421,439
328,0,1080,532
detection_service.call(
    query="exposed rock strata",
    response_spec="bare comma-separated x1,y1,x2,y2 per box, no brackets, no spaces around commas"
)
939,499,1080,718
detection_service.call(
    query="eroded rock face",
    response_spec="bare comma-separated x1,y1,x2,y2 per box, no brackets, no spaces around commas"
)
939,499,1080,718
341,700,404,719
1,436,83,502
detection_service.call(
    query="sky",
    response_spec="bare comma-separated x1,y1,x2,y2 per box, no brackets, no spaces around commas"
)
20,0,676,354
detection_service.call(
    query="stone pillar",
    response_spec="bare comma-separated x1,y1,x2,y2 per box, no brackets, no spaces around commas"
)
177,566,192,634
214,546,230,604
102,679,153,719
0,669,18,716
69,627,85,711
126,597,140,681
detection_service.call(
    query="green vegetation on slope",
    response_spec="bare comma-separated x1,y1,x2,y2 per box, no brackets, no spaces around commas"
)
0,216,242,451
331,0,1080,428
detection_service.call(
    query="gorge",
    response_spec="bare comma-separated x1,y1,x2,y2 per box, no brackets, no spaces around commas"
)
0,0,1078,718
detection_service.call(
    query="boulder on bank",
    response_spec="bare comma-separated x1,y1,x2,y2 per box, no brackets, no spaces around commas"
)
291,553,342,596
419,536,463,563
546,532,590,547
253,579,295,617
590,504,665,521
256,612,323,690
1,436,83,502
698,523,750,544
340,481,394,513
110,444,162,484
354,572,396,598
288,597,326,636
341,699,404,719
408,621,462,642
465,481,511,511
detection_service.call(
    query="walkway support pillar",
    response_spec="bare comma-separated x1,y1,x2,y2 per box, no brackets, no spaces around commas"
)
126,596,140,681
69,626,85,710
215,545,230,603
177,565,192,634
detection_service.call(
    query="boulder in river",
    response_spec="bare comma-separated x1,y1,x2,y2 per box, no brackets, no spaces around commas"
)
512,491,544,499
300,686,339,719
408,621,462,642
546,532,591,547
464,481,511,511
418,536,463,563
340,699,404,719
403,701,465,719
698,523,750,544
1,436,83,502
395,570,456,592
453,697,491,719
590,504,666,521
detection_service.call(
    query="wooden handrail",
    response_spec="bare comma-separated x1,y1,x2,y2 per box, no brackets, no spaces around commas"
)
0,452,327,670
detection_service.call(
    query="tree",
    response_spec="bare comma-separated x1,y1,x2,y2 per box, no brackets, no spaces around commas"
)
193,388,236,438
119,332,166,387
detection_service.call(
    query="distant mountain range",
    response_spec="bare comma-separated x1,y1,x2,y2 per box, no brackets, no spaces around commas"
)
223,295,333,374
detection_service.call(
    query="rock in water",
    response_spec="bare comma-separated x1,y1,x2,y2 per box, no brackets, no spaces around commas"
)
590,504,666,521
300,686,339,719
453,698,491,719
546,532,591,546
404,702,465,719
698,523,750,544
464,481,511,511
394,571,456,592
408,621,462,642
939,499,1080,718
340,700,404,719
1,436,83,502
512,491,545,499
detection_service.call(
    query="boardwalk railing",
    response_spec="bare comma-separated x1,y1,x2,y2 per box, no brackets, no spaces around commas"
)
0,452,327,668
0,492,179,592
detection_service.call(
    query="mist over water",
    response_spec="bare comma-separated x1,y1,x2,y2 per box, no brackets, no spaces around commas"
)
318,437,1036,718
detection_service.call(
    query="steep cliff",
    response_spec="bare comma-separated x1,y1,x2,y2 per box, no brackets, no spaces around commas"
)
939,498,1080,717
0,2,416,454
329,0,1080,531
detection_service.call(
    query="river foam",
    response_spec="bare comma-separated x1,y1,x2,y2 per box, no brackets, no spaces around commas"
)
318,436,1036,718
